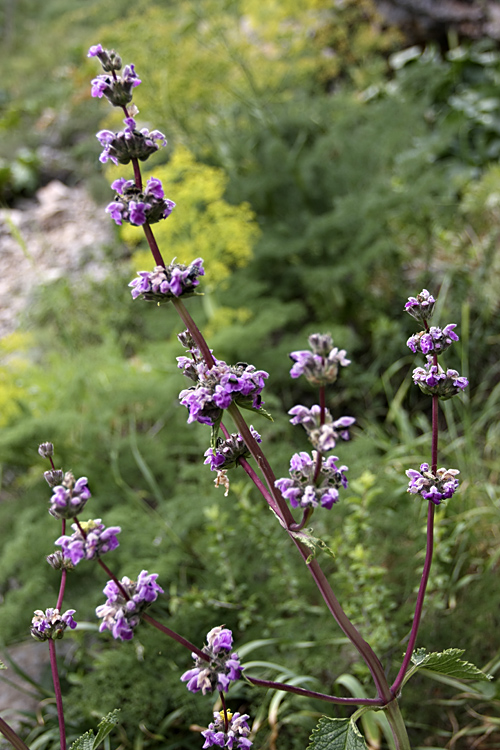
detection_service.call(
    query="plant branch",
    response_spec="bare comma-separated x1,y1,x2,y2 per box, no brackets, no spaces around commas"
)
246,676,384,706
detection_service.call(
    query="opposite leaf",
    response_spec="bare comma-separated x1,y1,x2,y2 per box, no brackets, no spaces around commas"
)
411,648,492,681
307,717,368,750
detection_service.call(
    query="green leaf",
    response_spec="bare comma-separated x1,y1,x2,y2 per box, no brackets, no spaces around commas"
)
68,710,120,750
307,717,368,750
0,660,6,670
234,397,274,422
410,648,492,681
290,528,335,564
93,709,121,748
69,730,94,750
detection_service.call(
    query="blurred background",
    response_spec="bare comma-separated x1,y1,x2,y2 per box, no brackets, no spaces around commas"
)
0,1,499,747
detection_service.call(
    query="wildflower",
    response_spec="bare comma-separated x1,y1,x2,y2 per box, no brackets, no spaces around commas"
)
55,519,121,566
407,324,459,356
178,350,268,426
96,571,164,641
289,333,350,386
405,289,435,323
49,473,91,520
204,427,261,471
275,451,348,510
406,463,460,505
181,626,243,694
31,608,77,641
202,711,253,749
107,176,175,227
88,45,141,107
44,469,64,487
46,550,75,571
38,442,54,458
288,404,354,452
129,258,204,304
412,356,469,399
97,116,167,165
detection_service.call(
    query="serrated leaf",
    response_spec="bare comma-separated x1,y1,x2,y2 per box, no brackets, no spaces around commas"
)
69,730,95,750
410,648,492,681
307,717,368,750
290,528,335,563
93,709,120,748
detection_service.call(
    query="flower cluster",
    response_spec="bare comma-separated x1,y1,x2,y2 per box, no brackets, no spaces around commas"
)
406,463,460,505
404,289,435,323
407,324,459,356
204,427,261,471
96,571,164,641
202,711,252,750
129,258,204,301
107,176,175,227
412,356,469,399
178,349,268,426
288,405,355,453
289,333,350,386
31,608,77,641
55,519,121,566
97,117,167,165
88,44,141,107
49,473,91,520
181,626,243,694
276,451,348,510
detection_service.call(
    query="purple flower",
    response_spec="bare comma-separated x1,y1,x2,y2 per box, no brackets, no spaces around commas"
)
275,451,348,510
290,333,350,386
89,48,140,106
202,711,252,750
96,118,166,165
288,404,355,452
129,258,204,302
204,427,262,471
108,177,175,227
96,571,164,641
180,626,243,695
178,351,268,426
407,324,459,356
406,463,460,505
49,473,91,520
412,356,469,399
31,608,77,641
55,519,121,565
405,289,435,322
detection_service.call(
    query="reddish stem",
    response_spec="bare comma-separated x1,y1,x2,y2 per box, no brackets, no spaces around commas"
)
49,639,66,750
142,613,208,660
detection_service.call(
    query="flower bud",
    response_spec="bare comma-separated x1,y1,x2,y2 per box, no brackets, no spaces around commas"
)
38,442,54,458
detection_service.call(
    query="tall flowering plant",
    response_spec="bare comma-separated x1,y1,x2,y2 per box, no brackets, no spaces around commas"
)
0,46,490,750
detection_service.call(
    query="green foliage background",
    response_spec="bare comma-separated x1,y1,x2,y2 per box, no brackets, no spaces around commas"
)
1,1,500,748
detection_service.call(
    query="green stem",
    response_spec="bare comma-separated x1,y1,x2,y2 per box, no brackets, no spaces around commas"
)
384,699,411,750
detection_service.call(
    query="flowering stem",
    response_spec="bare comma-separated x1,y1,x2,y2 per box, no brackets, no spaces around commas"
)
391,393,439,696
49,639,66,750
131,155,142,191
0,717,30,750
172,298,215,368
295,549,393,703
238,457,280,515
220,691,229,732
141,613,209,661
246,676,384,706
142,222,166,268
390,501,435,696
55,568,67,612
97,558,130,600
